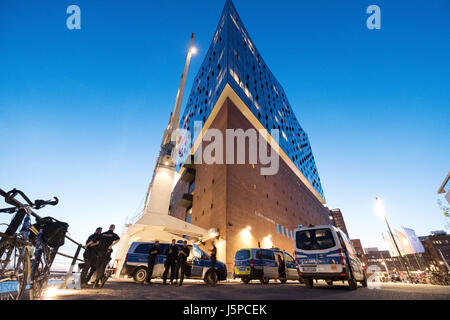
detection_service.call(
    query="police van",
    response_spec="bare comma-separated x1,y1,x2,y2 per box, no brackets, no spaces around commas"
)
121,241,227,284
233,248,299,284
294,225,367,290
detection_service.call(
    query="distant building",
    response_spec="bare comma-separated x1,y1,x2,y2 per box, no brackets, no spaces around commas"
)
351,239,368,269
420,231,450,272
329,208,349,237
364,248,426,274
364,247,379,254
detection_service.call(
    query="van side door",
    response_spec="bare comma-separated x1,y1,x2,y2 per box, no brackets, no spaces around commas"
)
338,231,363,281
128,243,151,266
155,244,169,277
261,249,278,278
284,252,298,280
190,245,204,278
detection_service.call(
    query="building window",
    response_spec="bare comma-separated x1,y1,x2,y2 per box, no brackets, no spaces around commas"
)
277,224,280,234
281,226,285,236
188,181,195,194
185,206,192,223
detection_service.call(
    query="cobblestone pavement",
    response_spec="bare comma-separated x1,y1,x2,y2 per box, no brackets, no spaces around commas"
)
49,278,450,300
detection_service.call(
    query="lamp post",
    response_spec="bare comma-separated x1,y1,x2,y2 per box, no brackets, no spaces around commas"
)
374,197,413,283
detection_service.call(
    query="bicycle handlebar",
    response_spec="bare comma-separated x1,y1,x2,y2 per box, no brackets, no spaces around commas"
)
0,188,58,210
0,188,59,222
34,197,59,209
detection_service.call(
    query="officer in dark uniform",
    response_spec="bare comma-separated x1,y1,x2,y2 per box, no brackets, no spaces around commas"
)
176,240,190,286
276,254,286,280
162,239,178,285
81,227,102,285
210,241,217,285
92,224,120,288
144,240,160,284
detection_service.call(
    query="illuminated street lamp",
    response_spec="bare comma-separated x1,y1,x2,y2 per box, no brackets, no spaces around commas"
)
190,47,198,55
374,197,413,282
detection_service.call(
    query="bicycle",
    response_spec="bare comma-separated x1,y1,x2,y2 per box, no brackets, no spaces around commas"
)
0,224,31,300
0,188,66,300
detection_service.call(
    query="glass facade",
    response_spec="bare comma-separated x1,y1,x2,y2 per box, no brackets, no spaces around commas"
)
178,0,325,199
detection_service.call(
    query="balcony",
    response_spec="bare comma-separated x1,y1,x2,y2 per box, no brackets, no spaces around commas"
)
180,168,196,183
183,154,196,169
178,193,194,208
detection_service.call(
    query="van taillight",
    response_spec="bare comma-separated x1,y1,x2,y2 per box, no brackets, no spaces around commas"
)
250,259,255,268
338,248,346,265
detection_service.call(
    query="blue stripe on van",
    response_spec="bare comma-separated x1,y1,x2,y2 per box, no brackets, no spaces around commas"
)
295,249,341,265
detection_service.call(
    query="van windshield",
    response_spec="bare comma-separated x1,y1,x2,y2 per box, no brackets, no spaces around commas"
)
235,250,250,260
296,228,336,250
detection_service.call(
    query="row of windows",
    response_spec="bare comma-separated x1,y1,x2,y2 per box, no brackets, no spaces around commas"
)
176,2,325,199
432,240,449,245
276,223,294,240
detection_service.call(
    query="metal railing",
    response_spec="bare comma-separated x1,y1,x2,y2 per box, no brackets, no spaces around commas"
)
57,234,84,288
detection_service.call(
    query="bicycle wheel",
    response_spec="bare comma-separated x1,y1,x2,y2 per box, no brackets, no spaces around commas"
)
29,246,52,300
0,241,14,274
15,246,31,300
0,242,30,300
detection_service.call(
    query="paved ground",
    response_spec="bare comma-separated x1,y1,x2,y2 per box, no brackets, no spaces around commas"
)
49,278,450,300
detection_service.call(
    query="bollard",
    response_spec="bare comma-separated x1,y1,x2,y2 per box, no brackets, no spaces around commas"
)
64,243,82,288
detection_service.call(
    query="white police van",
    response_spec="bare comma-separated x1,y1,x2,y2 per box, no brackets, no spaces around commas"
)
294,225,367,290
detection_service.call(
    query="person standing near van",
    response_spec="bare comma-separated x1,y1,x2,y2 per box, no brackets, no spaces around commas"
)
81,227,102,285
145,240,160,284
276,254,286,280
92,224,120,288
210,241,217,285
162,239,178,285
176,240,190,286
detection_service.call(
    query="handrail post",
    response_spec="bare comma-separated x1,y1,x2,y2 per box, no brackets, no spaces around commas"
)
64,243,82,288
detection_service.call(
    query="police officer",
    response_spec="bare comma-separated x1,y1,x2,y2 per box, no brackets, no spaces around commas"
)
81,227,102,285
162,239,178,285
176,240,190,286
92,224,120,288
210,241,218,285
144,240,160,284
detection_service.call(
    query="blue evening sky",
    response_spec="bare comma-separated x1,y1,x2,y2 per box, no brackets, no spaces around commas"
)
1,0,449,262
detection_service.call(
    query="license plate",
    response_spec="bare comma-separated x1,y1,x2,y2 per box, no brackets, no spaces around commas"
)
303,267,317,272
238,267,247,272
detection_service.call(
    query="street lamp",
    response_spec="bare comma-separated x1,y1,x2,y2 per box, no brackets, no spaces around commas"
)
190,47,198,55
374,197,413,283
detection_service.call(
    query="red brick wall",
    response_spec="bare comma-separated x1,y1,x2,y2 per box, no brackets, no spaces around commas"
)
171,98,330,270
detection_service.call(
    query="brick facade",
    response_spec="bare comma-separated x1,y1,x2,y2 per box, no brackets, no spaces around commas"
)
171,98,330,270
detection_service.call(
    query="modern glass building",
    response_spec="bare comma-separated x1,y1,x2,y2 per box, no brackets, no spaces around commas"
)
178,0,325,200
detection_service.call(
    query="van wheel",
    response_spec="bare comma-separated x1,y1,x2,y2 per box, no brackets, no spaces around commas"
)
133,267,147,283
326,280,333,286
348,277,358,290
298,278,304,284
241,277,250,284
204,269,218,285
304,278,314,288
280,279,287,284
361,274,368,287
